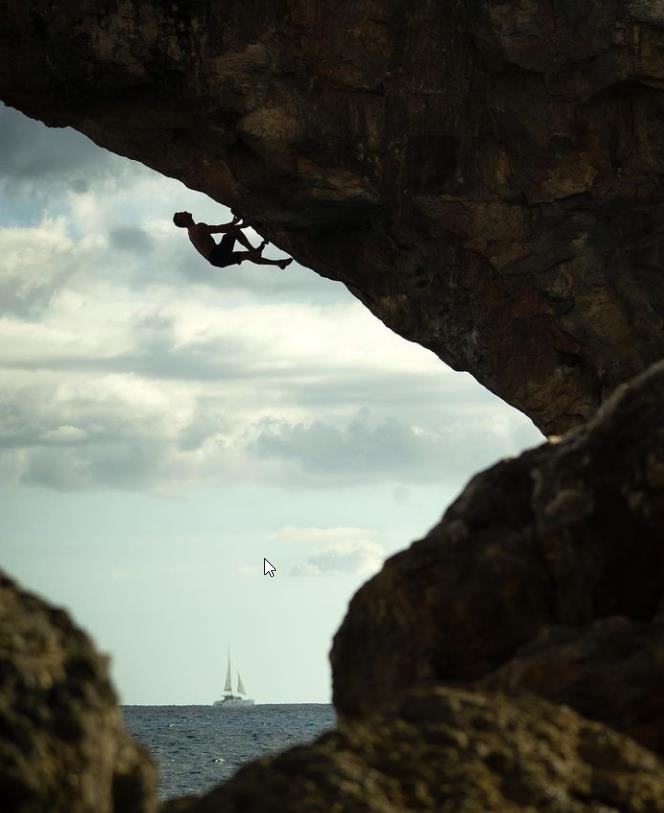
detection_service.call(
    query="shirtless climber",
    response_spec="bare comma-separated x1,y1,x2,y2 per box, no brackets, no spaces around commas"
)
173,211,293,269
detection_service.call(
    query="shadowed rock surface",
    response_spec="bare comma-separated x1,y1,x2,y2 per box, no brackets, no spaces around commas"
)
480,612,664,756
0,572,156,813
3,2,664,432
332,358,664,724
163,686,664,813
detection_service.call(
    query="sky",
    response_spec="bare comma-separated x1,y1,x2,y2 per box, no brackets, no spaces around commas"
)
0,102,543,704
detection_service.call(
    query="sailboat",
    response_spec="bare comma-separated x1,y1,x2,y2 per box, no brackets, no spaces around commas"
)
213,651,255,708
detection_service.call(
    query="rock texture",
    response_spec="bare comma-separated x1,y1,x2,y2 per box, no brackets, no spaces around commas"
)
3,1,664,432
0,572,156,813
165,687,664,813
332,358,664,742
481,612,664,757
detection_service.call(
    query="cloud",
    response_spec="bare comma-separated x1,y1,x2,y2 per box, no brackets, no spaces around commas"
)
109,226,154,255
251,408,536,487
0,372,213,491
0,288,542,492
0,216,99,317
254,413,423,473
274,526,385,577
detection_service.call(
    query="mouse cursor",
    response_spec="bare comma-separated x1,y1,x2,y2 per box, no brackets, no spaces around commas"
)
263,558,276,577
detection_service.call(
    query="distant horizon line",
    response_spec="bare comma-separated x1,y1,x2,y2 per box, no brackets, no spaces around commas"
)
121,701,334,707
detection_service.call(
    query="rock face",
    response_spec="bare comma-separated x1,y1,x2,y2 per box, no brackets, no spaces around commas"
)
165,687,664,813
3,2,664,432
331,358,664,745
481,613,664,758
0,573,156,813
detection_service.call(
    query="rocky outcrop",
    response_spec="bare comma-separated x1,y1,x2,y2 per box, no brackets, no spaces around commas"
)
3,2,664,432
166,686,664,813
0,573,156,813
331,358,664,743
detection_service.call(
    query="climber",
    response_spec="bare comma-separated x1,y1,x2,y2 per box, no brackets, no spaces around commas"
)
172,211,293,269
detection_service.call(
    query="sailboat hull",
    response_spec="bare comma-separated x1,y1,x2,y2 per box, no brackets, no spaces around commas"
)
213,697,255,708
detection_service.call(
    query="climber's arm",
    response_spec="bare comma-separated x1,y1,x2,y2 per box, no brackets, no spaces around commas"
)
205,214,244,234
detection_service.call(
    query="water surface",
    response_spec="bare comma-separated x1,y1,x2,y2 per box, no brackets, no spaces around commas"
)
123,704,335,800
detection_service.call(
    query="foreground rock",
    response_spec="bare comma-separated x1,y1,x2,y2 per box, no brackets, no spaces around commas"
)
164,686,664,813
4,2,664,432
0,572,156,813
481,612,664,757
332,359,664,733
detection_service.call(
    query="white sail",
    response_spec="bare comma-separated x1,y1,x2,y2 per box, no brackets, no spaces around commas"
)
213,649,254,708
224,652,232,693
237,672,246,696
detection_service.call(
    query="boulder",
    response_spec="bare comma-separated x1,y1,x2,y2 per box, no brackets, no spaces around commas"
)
0,572,156,813
480,612,664,756
163,686,664,813
332,359,664,721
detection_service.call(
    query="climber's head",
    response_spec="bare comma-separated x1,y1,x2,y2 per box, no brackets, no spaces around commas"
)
173,211,194,228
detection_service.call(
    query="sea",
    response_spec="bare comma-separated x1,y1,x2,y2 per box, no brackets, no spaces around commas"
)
122,704,336,801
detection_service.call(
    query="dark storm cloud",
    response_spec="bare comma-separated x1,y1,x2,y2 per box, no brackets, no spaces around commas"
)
109,226,154,255
0,104,119,191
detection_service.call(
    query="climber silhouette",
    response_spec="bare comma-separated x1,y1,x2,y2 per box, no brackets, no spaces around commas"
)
173,211,293,269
